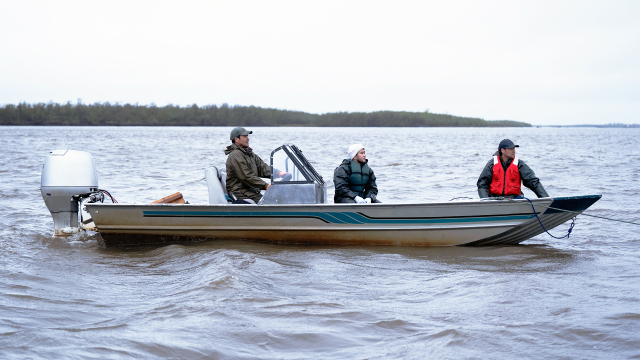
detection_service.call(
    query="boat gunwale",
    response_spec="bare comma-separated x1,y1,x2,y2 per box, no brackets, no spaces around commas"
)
86,194,600,210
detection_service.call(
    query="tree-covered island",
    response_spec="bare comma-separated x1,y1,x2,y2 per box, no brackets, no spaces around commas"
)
0,102,530,127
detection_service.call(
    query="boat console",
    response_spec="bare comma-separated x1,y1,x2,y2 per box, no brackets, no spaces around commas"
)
203,144,328,205
259,144,327,205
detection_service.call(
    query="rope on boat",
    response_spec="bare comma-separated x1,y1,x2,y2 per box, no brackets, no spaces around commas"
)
449,196,475,201
511,197,640,227
558,212,640,226
518,197,576,239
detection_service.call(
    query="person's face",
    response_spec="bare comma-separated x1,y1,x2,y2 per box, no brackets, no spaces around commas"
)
501,147,516,161
354,148,367,163
235,135,250,148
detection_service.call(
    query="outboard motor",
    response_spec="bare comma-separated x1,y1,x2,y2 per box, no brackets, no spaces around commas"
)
41,150,100,236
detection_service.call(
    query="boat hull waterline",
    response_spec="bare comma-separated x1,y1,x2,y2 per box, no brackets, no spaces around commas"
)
86,195,601,247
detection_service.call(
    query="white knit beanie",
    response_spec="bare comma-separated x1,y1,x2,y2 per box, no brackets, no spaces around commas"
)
348,144,364,160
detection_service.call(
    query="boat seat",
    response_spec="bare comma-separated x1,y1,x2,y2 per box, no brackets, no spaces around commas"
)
204,167,229,204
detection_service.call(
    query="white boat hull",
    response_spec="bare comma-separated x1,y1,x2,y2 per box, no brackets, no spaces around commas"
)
85,195,601,247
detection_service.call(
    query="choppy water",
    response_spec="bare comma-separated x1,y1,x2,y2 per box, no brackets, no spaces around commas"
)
1,126,639,359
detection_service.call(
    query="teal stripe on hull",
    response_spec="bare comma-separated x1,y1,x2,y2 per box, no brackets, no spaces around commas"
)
142,210,535,225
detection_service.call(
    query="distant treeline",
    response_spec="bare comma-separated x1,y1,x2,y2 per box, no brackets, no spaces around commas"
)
596,123,640,128
542,123,640,128
0,102,530,127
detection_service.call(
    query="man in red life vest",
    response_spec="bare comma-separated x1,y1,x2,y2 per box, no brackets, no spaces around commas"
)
477,139,549,199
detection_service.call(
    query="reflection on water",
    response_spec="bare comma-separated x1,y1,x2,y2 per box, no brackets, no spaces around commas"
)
1,126,639,358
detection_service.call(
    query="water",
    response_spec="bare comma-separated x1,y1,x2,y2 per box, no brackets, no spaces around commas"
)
1,126,639,359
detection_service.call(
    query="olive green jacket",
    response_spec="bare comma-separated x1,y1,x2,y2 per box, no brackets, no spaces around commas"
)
477,157,549,198
225,144,272,200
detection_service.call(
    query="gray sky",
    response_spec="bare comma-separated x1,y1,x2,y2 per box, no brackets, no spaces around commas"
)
1,0,639,125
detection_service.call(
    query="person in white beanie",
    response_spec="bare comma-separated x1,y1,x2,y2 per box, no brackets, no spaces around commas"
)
333,144,380,204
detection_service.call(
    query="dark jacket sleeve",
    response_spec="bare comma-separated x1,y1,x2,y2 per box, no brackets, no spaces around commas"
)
363,168,378,201
254,154,272,179
518,160,549,198
477,159,494,198
334,162,358,201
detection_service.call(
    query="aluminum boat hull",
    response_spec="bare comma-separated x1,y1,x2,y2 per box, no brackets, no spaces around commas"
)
85,195,601,247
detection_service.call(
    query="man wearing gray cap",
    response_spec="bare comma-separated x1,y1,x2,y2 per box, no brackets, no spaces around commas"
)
224,127,272,203
477,139,549,199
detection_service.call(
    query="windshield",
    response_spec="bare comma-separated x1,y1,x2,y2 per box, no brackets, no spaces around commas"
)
270,145,325,185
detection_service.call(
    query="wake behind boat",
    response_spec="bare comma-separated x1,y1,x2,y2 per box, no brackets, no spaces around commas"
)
40,145,601,247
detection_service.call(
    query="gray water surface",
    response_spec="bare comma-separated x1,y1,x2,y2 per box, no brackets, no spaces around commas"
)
1,126,639,359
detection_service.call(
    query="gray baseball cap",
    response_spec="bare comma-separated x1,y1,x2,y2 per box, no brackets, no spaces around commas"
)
230,127,252,140
498,139,519,150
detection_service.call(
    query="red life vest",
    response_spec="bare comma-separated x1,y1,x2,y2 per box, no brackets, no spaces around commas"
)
490,156,521,196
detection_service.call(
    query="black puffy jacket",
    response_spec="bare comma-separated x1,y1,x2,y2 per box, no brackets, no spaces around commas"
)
333,159,378,203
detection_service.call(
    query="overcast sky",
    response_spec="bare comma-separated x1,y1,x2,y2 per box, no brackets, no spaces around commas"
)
1,0,639,125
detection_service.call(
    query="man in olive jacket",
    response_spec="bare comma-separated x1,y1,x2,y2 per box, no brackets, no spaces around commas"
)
225,127,272,203
477,139,549,199
334,144,380,204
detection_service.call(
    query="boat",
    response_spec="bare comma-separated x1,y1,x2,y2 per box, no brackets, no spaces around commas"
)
40,145,601,247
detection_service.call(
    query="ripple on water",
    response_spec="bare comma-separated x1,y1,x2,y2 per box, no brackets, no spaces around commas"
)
1,126,640,358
